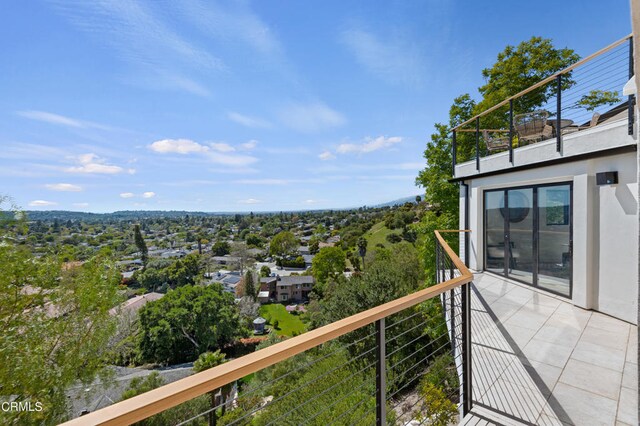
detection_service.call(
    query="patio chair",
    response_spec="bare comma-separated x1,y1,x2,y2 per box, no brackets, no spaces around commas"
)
482,130,510,153
514,111,553,145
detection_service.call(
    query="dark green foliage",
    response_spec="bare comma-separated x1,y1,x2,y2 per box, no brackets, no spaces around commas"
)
269,231,297,258
212,240,231,256
244,270,256,299
385,233,402,243
260,265,271,277
137,284,245,364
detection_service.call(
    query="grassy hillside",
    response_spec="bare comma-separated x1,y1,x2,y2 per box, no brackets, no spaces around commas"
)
363,221,396,251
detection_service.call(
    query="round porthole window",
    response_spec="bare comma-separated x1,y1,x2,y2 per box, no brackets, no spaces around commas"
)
500,191,530,223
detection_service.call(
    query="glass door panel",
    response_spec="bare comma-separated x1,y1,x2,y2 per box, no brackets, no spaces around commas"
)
537,185,571,296
485,191,506,275
506,189,534,284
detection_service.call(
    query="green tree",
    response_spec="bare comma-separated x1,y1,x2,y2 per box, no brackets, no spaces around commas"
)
133,224,148,267
212,241,230,256
260,265,271,277
120,372,208,426
269,231,297,259
0,200,123,424
357,237,367,270
577,89,621,112
193,350,230,426
244,270,256,299
167,253,201,288
311,246,346,284
477,36,579,116
137,284,245,364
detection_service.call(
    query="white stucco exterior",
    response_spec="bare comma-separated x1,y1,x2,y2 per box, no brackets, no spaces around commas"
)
456,119,638,324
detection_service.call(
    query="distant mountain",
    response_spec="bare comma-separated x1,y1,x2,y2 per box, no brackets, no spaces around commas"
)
24,195,423,221
372,195,422,208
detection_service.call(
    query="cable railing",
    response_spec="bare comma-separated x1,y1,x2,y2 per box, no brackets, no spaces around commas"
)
60,231,473,426
451,34,634,174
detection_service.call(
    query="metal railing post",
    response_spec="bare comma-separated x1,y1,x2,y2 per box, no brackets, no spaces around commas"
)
461,282,473,415
628,36,635,136
475,117,480,171
435,239,440,284
375,318,386,426
508,99,514,164
452,130,457,177
450,289,455,354
556,75,562,152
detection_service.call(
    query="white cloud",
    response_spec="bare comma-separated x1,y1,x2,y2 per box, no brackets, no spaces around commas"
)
238,198,261,204
319,151,335,161
73,202,90,208
17,111,83,128
65,153,132,174
210,142,235,153
278,102,346,133
341,28,426,85
149,138,257,167
228,112,272,129
149,139,210,154
142,191,156,198
120,192,135,198
208,152,258,167
304,199,319,204
45,183,82,192
239,140,258,151
29,200,57,207
336,136,403,154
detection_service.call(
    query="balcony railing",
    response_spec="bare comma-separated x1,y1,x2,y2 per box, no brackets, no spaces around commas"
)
451,34,634,174
61,230,473,426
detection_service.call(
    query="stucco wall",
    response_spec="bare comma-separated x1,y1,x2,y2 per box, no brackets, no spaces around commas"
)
460,151,638,324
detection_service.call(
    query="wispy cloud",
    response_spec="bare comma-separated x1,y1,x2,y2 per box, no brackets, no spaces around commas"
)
29,200,57,207
16,110,113,130
142,191,156,198
66,153,135,174
120,192,135,198
45,183,82,192
319,151,336,161
336,136,403,155
49,0,221,95
227,112,272,129
239,140,258,151
148,138,258,167
341,28,426,86
238,198,261,204
277,102,346,133
234,178,325,185
211,142,235,153
73,202,89,208
171,1,281,55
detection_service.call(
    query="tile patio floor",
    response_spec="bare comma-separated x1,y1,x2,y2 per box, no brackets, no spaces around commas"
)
461,272,637,426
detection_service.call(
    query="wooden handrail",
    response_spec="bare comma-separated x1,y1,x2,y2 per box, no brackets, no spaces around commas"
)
451,33,632,132
61,230,472,426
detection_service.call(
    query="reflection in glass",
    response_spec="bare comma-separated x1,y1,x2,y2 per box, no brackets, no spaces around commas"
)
537,185,571,296
507,189,534,285
485,191,505,274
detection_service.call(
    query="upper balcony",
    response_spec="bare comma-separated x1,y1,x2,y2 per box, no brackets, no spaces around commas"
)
452,34,636,181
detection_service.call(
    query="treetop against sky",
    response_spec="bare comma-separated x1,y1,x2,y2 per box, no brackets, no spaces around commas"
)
0,1,629,212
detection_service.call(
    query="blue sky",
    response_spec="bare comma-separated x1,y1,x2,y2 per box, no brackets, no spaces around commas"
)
0,1,631,212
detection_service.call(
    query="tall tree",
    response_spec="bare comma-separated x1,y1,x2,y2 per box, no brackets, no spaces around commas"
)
312,246,346,285
357,237,367,270
193,350,230,426
134,223,148,267
0,200,123,424
244,269,256,300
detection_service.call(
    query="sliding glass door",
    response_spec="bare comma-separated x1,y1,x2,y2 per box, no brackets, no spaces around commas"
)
484,183,572,297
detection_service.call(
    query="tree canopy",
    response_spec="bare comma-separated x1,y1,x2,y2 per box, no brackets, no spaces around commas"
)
311,246,346,285
137,284,245,364
269,231,297,258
